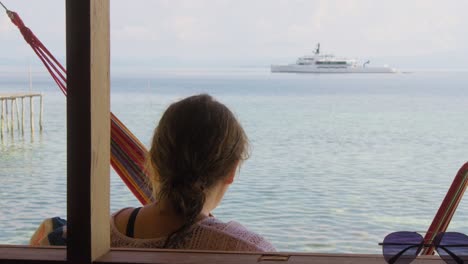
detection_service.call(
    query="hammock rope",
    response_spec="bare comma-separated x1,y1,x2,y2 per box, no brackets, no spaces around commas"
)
422,162,468,255
3,6,152,205
0,1,8,11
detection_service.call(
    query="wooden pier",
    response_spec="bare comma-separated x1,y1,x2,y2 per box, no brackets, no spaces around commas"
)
0,92,43,137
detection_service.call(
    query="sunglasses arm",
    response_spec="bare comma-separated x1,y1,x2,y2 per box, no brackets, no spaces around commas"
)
437,246,464,264
386,245,422,264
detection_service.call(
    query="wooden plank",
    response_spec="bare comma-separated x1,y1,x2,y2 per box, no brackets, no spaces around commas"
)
0,246,445,264
66,0,110,263
95,250,445,264
0,246,66,263
0,245,446,264
289,254,443,264
0,93,43,99
97,250,260,264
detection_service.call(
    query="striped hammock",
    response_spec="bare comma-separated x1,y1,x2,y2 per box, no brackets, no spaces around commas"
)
422,162,468,255
4,8,152,205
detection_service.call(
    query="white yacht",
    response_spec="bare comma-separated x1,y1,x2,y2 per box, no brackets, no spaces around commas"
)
271,44,397,73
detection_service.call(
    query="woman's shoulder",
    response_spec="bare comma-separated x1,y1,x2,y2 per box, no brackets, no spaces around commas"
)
109,207,167,248
111,207,136,234
195,217,276,252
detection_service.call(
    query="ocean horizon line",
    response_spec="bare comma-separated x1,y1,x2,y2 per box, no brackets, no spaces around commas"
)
1,66,468,79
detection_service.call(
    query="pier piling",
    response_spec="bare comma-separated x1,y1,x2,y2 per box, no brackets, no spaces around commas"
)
15,99,20,130
0,99,5,137
21,98,25,135
10,99,15,132
0,93,44,137
30,96,34,133
39,94,43,131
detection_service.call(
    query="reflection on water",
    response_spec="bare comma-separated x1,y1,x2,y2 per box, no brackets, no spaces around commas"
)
1,70,468,253
0,129,55,245
0,129,43,147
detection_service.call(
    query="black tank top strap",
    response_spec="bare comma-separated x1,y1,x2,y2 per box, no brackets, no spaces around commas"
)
125,207,142,238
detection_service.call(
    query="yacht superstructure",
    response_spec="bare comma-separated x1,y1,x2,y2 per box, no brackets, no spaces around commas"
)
271,44,397,73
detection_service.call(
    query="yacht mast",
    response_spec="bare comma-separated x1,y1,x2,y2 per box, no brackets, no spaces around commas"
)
315,43,320,55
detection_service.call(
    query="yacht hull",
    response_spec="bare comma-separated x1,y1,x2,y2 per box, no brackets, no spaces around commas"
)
271,64,397,73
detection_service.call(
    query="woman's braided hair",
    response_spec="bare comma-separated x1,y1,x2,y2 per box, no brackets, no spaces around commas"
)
148,94,249,248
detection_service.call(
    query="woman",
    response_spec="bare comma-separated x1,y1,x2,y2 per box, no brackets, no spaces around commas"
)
111,94,275,251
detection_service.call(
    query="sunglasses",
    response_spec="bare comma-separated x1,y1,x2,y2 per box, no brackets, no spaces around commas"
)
379,231,468,264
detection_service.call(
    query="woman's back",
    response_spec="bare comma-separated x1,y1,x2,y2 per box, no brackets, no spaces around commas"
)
111,207,275,252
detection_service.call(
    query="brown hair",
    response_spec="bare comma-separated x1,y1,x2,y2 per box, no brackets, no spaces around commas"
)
148,94,249,248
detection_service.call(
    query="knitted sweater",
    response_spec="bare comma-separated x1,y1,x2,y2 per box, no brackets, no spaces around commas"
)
110,210,276,252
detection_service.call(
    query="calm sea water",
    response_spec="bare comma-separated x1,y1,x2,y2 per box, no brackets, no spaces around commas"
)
1,68,468,253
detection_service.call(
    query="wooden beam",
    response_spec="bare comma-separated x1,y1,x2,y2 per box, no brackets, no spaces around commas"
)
66,0,110,263
0,246,446,264
90,0,111,260
95,250,445,264
0,246,66,264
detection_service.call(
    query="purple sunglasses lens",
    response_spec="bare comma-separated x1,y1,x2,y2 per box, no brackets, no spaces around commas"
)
383,232,423,264
434,232,468,264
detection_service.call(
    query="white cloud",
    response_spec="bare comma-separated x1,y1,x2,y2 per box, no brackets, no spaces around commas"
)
114,25,151,40
1,0,467,65
172,16,197,41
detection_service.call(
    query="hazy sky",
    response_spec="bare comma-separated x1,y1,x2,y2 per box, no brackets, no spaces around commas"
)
0,0,467,68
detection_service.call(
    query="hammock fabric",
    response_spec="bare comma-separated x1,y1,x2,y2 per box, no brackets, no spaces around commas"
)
4,8,152,205
422,162,468,255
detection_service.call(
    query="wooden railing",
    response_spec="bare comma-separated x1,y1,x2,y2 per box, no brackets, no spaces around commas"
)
0,246,446,264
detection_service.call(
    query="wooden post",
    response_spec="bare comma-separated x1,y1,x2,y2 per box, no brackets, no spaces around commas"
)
15,98,20,131
10,99,14,132
0,99,4,137
67,0,110,263
21,97,25,135
5,99,9,133
30,96,34,133
39,94,43,131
